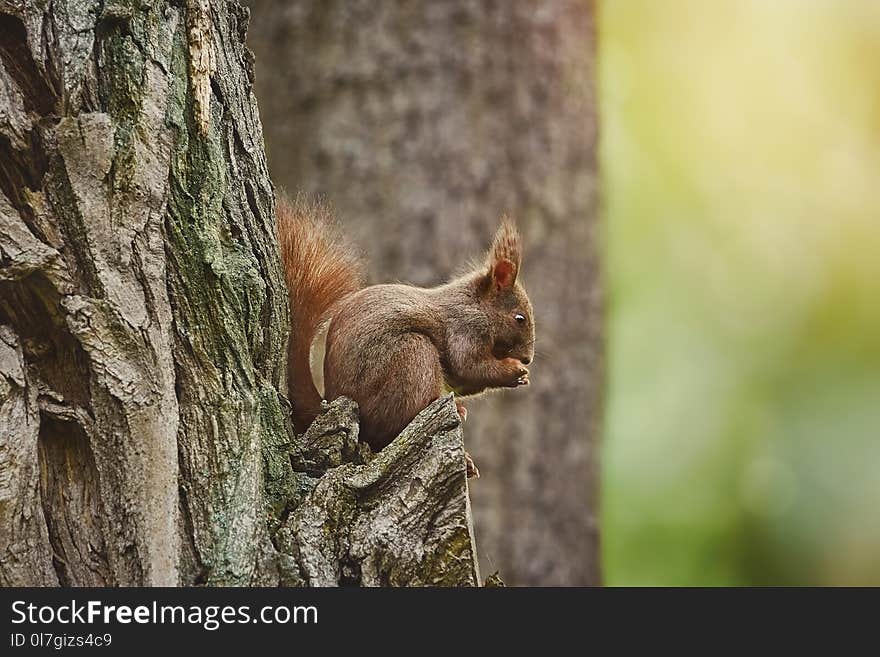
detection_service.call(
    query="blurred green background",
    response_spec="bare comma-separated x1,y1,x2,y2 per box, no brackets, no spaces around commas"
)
600,0,880,585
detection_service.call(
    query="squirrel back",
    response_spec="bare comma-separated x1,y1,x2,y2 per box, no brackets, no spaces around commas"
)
276,194,364,433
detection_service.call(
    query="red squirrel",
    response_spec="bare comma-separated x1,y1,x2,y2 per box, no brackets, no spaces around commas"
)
277,195,535,477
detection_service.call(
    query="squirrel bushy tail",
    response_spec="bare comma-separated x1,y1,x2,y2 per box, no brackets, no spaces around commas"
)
276,194,364,433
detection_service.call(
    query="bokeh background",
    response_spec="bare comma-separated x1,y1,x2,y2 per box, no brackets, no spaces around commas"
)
601,0,880,585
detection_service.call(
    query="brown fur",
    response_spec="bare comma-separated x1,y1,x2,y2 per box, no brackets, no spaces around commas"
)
277,195,535,450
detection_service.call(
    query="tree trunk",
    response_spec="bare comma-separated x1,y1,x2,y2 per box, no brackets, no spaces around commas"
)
246,0,602,585
0,0,478,587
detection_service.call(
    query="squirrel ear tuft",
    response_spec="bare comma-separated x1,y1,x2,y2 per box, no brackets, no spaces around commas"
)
487,214,522,274
491,258,518,291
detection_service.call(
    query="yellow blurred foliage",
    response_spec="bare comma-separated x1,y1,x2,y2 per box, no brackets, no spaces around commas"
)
600,0,880,585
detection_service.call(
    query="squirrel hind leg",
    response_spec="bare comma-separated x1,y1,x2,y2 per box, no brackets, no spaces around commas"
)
464,451,480,479
455,401,478,477
328,332,444,452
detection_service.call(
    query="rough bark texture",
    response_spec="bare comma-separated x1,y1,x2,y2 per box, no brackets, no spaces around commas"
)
0,0,479,587
278,396,480,587
247,0,602,585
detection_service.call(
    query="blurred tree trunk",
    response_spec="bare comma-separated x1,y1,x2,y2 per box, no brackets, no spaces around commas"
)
247,0,602,585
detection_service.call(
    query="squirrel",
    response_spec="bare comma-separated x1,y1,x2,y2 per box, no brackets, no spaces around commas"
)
276,194,535,478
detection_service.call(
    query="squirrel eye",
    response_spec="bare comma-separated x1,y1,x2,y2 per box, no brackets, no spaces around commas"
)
514,313,526,323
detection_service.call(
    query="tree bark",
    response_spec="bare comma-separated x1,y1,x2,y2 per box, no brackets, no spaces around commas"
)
278,396,480,586
247,0,602,585
0,0,478,586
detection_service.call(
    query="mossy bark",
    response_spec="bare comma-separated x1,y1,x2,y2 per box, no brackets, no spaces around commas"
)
0,0,479,586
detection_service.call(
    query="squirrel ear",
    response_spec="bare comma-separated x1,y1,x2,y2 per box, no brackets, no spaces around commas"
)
488,215,522,267
491,258,518,291
486,215,522,293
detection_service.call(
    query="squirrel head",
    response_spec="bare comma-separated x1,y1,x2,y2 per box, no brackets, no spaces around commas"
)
480,216,535,366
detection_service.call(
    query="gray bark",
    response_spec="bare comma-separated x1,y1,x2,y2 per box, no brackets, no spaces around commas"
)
0,0,479,587
279,396,480,587
247,0,602,585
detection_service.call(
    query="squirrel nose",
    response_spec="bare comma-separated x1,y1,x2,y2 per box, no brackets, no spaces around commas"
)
521,356,531,365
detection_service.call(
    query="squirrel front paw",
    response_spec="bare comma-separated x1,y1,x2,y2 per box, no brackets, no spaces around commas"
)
500,358,530,388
